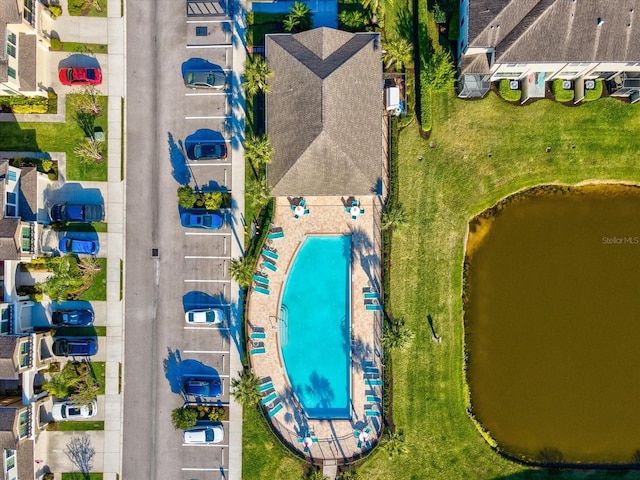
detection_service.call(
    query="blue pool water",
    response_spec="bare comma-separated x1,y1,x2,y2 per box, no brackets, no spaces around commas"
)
280,235,351,419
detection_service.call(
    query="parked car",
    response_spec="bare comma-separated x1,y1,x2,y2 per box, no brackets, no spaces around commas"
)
50,204,104,223
183,423,224,444
52,338,98,357
181,212,223,230
52,309,94,327
58,67,102,86
183,69,226,90
184,379,222,398
185,129,227,160
51,399,98,421
185,308,224,325
59,237,99,255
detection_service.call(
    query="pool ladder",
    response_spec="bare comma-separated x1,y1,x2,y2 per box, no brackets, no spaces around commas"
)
279,304,289,347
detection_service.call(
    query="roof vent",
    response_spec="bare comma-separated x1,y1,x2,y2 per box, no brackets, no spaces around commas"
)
597,17,604,26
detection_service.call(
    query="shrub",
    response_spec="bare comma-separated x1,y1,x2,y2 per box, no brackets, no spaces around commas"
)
552,79,574,102
584,80,603,102
49,5,62,18
419,72,432,131
171,407,198,430
48,172,58,181
42,160,54,173
498,79,522,102
433,4,446,24
47,90,58,114
11,104,47,114
50,37,63,51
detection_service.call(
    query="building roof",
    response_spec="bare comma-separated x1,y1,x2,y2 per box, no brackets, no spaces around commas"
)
468,0,640,63
18,166,37,222
265,28,383,196
0,407,17,437
17,33,36,91
0,336,18,379
0,0,21,84
0,218,21,261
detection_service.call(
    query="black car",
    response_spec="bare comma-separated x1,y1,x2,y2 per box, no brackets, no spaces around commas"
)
52,338,98,357
50,204,104,223
185,129,228,161
52,309,94,327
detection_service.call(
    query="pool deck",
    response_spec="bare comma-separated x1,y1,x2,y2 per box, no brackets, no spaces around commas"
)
246,195,384,462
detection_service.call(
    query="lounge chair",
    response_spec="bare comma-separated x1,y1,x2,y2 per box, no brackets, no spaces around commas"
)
294,213,300,219
364,366,379,374
364,292,379,299
353,430,361,438
262,262,277,272
251,331,267,340
300,199,306,207
268,402,283,418
303,208,310,215
251,347,266,355
359,208,365,214
365,410,380,417
366,304,383,311
270,226,283,234
366,379,383,386
364,298,380,305
253,274,269,285
260,387,275,396
352,200,359,207
254,286,270,295
312,437,318,443
290,205,296,211
260,375,272,384
258,382,273,392
262,249,278,260
357,439,363,448
261,392,277,405
364,372,380,380
366,395,381,403
345,207,351,213
268,231,285,240
351,215,358,220
364,427,372,434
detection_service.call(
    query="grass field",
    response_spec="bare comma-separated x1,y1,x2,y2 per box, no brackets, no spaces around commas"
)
0,95,108,181
61,473,103,480
243,91,640,479
48,420,104,432
79,258,108,301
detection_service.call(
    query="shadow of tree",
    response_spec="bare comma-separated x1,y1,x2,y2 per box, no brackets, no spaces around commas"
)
163,347,184,394
65,435,95,477
167,132,190,185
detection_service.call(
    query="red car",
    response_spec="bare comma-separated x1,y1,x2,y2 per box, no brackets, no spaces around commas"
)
58,67,102,86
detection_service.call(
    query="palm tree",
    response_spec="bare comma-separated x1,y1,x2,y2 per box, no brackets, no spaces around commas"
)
245,134,274,170
381,429,408,458
339,469,362,480
382,317,414,351
229,256,254,289
246,176,272,210
381,202,408,230
360,0,392,24
304,468,329,480
230,370,262,407
283,14,301,33
383,37,413,72
244,55,274,96
284,1,312,33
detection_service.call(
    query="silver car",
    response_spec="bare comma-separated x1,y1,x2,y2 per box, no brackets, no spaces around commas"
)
185,308,224,325
183,70,227,90
183,423,224,444
51,400,98,421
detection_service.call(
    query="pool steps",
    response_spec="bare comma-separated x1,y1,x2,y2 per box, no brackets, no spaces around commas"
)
279,304,289,348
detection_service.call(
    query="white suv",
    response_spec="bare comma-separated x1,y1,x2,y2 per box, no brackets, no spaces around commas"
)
183,423,224,444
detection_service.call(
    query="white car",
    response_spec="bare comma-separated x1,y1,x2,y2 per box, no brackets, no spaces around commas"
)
183,423,224,444
51,400,98,421
185,308,224,325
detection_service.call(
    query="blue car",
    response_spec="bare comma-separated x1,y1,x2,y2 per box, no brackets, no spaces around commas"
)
52,338,98,357
59,237,99,255
184,379,222,398
52,309,94,327
181,212,223,230
50,204,104,223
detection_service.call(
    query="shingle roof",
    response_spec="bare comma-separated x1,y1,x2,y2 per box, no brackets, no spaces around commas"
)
0,218,21,261
16,437,34,479
18,167,37,222
0,336,18,379
17,33,36,91
0,0,21,83
0,408,17,436
468,0,640,63
265,28,383,197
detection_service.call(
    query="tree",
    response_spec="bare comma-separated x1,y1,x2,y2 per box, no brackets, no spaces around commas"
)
284,1,312,33
171,407,198,430
36,256,99,301
43,369,82,398
177,185,195,209
304,468,329,480
359,0,392,24
230,370,262,407
229,256,254,289
244,55,274,96
338,10,370,32
69,372,100,405
383,37,413,72
246,176,271,210
245,134,274,170
424,50,456,93
381,202,408,230
339,469,362,480
382,317,414,351
74,138,104,164
70,85,102,116
203,191,223,210
381,429,408,458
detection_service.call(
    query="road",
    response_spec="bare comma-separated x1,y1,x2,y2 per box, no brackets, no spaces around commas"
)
123,0,241,478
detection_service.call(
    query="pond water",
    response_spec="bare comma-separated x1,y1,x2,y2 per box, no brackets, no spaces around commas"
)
464,184,640,465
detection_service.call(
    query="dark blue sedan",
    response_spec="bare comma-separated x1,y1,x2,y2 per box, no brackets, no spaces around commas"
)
59,237,99,255
52,309,94,327
184,379,222,398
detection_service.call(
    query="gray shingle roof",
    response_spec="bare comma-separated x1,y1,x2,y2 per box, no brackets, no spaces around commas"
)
16,437,34,479
468,0,640,63
18,166,37,222
0,408,17,436
0,1,21,83
266,28,383,197
0,336,18,379
17,33,36,91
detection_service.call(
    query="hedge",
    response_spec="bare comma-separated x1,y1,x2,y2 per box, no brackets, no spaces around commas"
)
552,79,575,102
497,79,522,102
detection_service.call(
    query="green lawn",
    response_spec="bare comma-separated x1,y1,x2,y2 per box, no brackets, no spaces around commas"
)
0,95,108,181
50,41,108,54
79,258,107,301
61,473,103,480
89,361,106,395
243,92,640,479
48,420,104,432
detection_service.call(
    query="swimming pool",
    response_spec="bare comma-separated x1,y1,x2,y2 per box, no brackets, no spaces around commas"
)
280,235,351,419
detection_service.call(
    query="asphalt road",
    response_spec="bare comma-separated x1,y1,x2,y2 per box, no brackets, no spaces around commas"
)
124,0,235,478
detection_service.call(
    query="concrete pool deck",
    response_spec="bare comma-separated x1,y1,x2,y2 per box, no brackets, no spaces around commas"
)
246,195,384,462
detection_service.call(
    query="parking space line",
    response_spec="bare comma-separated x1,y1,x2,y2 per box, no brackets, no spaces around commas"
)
184,326,230,331
184,279,231,283
185,232,231,236
184,255,230,259
189,161,231,166
186,19,232,24
182,468,229,471
185,115,231,120
184,350,229,354
182,443,229,447
185,92,230,96
187,44,232,49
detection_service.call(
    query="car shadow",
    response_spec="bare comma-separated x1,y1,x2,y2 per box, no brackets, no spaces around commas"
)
181,58,225,77
57,53,101,69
